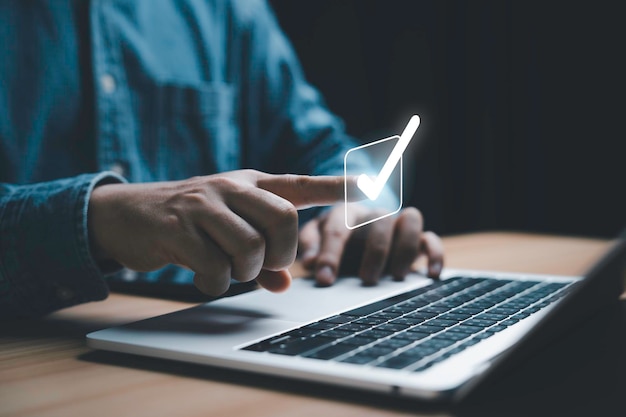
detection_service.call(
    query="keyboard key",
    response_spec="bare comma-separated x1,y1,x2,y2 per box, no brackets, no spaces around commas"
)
377,354,422,369
500,318,520,326
403,344,439,357
322,315,354,324
389,317,420,326
370,311,403,319
410,324,445,334
475,312,509,321
405,311,437,320
303,322,335,331
353,317,388,325
400,331,430,340
438,312,471,321
340,353,378,364
376,323,411,332
420,306,449,314
426,318,458,328
383,305,417,314
376,337,414,349
437,331,471,341
488,325,508,333
303,343,357,360
360,345,397,357
267,335,334,355
463,318,498,328
420,337,456,349
452,325,482,334
283,327,319,338
341,335,377,346
360,329,393,339
458,338,481,349
337,323,370,332
322,329,352,339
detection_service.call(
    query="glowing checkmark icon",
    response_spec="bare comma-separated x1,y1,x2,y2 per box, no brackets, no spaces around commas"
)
357,115,420,201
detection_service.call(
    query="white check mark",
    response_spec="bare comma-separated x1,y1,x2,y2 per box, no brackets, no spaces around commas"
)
357,115,420,201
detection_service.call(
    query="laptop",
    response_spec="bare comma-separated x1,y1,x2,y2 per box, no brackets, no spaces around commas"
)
87,234,625,401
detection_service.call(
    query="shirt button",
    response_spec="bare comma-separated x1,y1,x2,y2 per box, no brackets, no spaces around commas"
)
122,268,138,282
100,74,116,94
108,162,126,176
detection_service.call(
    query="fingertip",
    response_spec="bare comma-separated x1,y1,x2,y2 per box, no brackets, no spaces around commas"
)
256,269,292,293
193,274,230,297
315,265,335,287
427,261,443,279
392,267,410,281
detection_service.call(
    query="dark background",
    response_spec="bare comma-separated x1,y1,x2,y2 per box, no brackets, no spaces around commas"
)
269,0,624,239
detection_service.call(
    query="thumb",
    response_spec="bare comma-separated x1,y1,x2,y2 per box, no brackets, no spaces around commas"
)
256,269,292,293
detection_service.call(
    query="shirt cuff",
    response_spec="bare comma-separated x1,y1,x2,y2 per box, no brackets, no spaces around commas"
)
0,172,126,318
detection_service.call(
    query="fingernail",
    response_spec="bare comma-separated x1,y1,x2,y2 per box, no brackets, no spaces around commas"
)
393,267,410,281
429,262,442,277
316,265,335,286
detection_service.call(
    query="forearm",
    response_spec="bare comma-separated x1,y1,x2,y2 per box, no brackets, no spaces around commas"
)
0,172,125,319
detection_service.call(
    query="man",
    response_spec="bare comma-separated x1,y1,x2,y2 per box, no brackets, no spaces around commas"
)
0,0,443,318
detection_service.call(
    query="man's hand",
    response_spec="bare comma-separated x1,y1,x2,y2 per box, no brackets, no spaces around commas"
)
299,205,444,286
88,170,351,296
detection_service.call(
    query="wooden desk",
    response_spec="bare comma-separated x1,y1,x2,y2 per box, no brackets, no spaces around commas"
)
1,232,622,417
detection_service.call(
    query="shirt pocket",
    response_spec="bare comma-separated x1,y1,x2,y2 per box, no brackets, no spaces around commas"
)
148,81,240,181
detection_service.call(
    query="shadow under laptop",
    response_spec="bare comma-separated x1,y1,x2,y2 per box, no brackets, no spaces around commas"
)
79,300,626,416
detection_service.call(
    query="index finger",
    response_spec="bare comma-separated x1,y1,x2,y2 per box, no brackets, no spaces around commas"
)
256,174,362,209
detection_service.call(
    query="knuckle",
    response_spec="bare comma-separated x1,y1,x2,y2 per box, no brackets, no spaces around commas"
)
367,240,389,260
232,265,259,283
323,225,347,241
213,176,242,191
242,232,265,255
182,191,208,208
269,201,299,230
316,253,340,269
162,212,193,242
279,202,299,223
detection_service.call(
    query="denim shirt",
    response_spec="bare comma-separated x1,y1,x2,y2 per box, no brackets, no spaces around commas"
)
0,0,379,318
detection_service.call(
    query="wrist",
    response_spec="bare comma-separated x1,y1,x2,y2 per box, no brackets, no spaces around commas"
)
87,183,118,264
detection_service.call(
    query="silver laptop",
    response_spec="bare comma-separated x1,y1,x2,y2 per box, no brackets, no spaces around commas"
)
87,235,625,401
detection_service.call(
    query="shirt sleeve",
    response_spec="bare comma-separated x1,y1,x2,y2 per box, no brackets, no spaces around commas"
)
0,172,126,319
241,0,366,175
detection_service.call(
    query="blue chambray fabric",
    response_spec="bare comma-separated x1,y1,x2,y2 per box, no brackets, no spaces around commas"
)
0,0,379,318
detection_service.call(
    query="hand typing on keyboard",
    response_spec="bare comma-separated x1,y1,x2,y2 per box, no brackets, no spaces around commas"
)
298,205,444,286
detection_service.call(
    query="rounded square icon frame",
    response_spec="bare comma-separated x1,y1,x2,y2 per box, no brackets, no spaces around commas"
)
344,134,403,230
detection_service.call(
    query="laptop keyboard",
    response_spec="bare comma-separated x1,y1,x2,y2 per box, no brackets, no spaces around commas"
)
242,277,573,372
